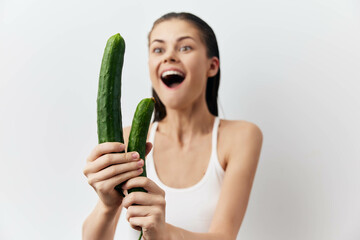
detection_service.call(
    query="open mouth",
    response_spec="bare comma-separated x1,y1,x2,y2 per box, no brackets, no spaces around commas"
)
161,70,185,88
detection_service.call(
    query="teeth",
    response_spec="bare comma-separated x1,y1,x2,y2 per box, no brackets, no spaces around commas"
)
161,70,184,78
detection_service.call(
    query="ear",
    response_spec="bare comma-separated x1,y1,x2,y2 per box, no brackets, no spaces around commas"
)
207,56,220,78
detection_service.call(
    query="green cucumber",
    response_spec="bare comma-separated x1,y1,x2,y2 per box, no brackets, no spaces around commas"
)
97,33,125,145
127,97,155,240
96,34,154,240
127,97,155,194
97,33,125,193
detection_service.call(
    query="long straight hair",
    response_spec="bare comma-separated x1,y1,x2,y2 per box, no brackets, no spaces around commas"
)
148,12,221,121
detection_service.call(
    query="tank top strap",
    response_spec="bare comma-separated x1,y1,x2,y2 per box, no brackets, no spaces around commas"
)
148,121,159,144
210,117,225,175
211,117,220,158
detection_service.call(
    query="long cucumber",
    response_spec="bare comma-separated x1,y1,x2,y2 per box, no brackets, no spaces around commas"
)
97,33,125,144
127,97,155,240
127,97,155,193
97,33,125,192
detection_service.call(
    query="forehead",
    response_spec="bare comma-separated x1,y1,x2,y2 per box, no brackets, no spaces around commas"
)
149,19,201,42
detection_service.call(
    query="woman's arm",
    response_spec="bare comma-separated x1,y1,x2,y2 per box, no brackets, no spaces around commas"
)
167,121,263,240
82,201,122,240
82,126,153,240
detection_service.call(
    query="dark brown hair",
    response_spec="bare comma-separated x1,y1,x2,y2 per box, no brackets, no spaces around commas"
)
149,12,221,121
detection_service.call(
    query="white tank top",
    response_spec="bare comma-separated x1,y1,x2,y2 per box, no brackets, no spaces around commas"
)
115,117,225,239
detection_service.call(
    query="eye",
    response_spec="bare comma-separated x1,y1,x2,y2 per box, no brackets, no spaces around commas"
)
153,47,163,53
179,46,192,52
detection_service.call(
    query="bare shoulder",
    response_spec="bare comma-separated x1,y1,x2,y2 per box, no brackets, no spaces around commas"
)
220,119,263,142
218,119,263,170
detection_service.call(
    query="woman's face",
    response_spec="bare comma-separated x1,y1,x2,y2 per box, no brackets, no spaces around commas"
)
148,19,219,111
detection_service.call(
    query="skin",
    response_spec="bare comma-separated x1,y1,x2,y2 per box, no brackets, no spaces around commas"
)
83,19,263,240
82,127,152,240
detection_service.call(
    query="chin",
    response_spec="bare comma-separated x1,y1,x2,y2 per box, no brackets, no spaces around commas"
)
159,95,189,111
162,98,185,110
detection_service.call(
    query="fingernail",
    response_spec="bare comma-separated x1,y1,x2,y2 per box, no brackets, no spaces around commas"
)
119,144,125,151
132,152,139,160
137,159,143,166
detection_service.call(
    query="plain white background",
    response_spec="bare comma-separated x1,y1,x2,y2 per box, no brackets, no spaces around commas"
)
1,0,359,239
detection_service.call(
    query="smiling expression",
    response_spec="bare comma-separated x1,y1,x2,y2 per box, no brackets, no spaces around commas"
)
148,19,219,111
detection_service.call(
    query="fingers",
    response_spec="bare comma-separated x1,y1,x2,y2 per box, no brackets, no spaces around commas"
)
126,205,152,219
87,160,144,185
126,205,163,226
86,141,151,163
87,142,125,163
128,216,157,232
122,191,165,209
122,177,165,196
121,177,167,237
125,201,166,233
92,168,144,194
84,151,140,176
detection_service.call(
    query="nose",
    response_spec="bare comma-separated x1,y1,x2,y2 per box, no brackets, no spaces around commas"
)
163,49,178,63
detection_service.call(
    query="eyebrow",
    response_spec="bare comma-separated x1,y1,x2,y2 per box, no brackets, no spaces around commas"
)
150,36,195,45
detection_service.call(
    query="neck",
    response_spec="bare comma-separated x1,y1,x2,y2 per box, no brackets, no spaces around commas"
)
158,97,215,147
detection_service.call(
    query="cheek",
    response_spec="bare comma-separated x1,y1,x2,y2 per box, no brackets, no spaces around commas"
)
148,58,156,73
188,53,208,76
148,59,158,82
188,61,208,88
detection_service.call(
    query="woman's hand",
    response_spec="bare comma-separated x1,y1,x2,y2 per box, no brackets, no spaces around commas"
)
122,177,167,240
83,142,152,211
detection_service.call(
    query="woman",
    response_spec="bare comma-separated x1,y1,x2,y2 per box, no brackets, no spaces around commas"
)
83,12,263,240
